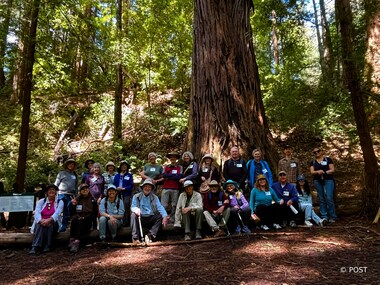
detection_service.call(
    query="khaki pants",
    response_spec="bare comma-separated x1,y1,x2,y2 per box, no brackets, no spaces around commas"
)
203,207,230,230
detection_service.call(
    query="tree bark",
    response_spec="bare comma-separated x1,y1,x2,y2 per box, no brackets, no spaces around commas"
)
0,0,13,88
364,0,380,96
187,0,276,167
15,0,41,192
320,0,335,82
335,0,380,218
312,0,324,70
114,0,123,142
272,10,279,72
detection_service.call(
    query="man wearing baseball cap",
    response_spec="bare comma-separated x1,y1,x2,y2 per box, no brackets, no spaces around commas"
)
174,180,203,240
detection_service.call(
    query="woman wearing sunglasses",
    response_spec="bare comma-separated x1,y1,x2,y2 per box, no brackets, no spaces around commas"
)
309,148,337,223
29,184,64,254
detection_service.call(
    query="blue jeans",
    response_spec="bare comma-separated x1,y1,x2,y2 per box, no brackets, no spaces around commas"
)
299,203,322,224
314,180,337,220
58,194,73,231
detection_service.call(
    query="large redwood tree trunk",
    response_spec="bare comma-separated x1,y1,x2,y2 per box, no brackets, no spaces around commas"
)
336,0,380,218
187,0,277,167
15,0,41,192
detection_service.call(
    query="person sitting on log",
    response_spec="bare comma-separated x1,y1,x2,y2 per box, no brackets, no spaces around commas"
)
29,184,64,254
203,180,230,237
68,184,98,253
131,179,169,244
174,180,203,241
98,185,125,242
223,180,251,234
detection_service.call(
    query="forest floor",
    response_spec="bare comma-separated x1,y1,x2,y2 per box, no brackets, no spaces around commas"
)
1,143,380,284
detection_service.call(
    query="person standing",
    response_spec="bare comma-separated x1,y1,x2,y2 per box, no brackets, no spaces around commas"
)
278,145,300,185
223,146,247,191
309,148,337,223
81,159,95,183
140,152,164,185
179,151,198,186
54,158,78,232
102,161,117,195
85,162,104,204
161,152,182,223
114,160,134,226
247,149,273,188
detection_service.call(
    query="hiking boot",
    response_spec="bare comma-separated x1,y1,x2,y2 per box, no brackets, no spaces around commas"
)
319,218,327,227
304,220,313,227
145,233,155,243
68,238,75,249
272,223,282,230
213,228,225,237
289,221,297,228
281,221,288,228
234,225,241,235
184,234,191,241
42,245,50,253
29,246,38,255
69,240,80,253
261,225,270,231
328,219,336,223
195,230,202,239
132,238,142,245
241,225,251,233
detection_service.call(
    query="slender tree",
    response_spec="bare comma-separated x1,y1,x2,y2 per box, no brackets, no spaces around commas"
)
187,0,277,166
15,0,41,192
0,0,13,87
114,0,123,142
335,0,380,217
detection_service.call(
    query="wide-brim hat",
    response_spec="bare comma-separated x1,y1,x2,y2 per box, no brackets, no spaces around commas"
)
79,184,90,191
256,174,267,181
84,159,95,168
223,179,238,190
182,151,194,160
202,154,214,161
118,160,130,169
167,152,181,159
278,171,287,176
64,158,77,168
106,184,117,195
105,161,115,171
46,184,59,192
208,180,220,187
148,152,157,159
140,179,156,190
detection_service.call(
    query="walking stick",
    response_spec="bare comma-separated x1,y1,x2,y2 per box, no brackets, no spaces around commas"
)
221,216,235,247
138,216,145,244
237,211,250,239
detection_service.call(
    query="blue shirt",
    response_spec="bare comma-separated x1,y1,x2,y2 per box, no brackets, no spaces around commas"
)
272,182,299,204
250,187,280,213
131,193,168,218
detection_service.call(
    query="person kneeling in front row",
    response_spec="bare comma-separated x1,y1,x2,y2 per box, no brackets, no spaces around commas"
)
99,185,125,242
174,180,203,241
131,179,169,244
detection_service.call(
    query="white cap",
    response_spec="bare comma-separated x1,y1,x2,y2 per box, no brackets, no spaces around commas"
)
183,180,193,188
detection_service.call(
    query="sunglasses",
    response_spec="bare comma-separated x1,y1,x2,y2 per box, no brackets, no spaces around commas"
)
279,173,287,176
313,150,320,154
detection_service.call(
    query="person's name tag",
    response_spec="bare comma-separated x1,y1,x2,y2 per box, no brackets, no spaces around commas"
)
236,164,242,168
265,191,271,196
229,195,234,200
76,205,83,211
290,163,296,168
172,170,178,174
218,201,223,206
71,175,76,179
91,177,97,182
263,169,268,174
283,191,289,196
189,165,193,168
203,168,209,173
124,176,130,180
114,209,118,214
150,168,156,172
321,161,327,166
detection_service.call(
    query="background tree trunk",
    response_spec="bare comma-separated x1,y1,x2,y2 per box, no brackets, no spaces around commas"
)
335,0,380,218
15,0,41,192
0,0,13,88
312,0,324,70
187,0,277,167
272,10,279,73
320,0,335,83
114,0,123,142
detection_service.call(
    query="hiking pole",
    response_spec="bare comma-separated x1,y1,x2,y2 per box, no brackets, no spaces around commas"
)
237,211,250,239
138,216,145,244
221,216,235,247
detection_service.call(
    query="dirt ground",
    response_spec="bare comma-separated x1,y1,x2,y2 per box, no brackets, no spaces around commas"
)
1,219,379,285
1,148,380,284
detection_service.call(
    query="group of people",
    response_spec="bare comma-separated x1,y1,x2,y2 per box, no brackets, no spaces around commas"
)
29,145,337,253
